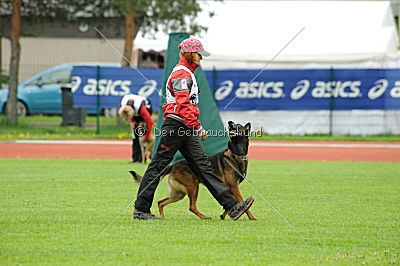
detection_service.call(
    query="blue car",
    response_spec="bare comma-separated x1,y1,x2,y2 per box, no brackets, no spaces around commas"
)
0,63,119,116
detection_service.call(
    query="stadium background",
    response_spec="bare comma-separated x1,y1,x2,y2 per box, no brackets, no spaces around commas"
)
0,0,399,264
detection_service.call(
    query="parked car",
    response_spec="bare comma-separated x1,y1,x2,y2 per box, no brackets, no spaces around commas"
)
0,63,119,116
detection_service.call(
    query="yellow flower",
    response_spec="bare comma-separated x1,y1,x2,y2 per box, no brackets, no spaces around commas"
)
117,132,128,139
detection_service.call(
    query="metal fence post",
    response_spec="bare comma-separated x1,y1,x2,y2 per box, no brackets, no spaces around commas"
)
329,67,334,136
96,65,100,134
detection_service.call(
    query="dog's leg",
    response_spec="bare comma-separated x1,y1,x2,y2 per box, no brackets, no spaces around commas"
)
141,140,146,163
157,197,170,219
220,210,228,220
146,138,154,161
157,193,185,219
187,185,211,220
230,186,258,220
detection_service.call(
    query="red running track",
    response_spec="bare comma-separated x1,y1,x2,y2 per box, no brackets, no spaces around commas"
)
1,140,399,162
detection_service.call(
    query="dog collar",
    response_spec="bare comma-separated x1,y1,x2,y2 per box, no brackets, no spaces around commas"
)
228,149,248,161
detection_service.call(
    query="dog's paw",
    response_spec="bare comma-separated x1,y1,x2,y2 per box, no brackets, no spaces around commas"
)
202,216,212,220
220,214,226,220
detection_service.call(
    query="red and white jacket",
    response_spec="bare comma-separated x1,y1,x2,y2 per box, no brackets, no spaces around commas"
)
163,56,201,129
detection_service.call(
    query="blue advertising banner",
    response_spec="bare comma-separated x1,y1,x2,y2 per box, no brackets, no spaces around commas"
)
206,69,400,110
71,66,163,111
71,67,400,111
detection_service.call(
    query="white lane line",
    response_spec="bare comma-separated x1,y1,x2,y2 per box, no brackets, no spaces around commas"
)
250,143,400,149
15,140,131,145
11,140,400,148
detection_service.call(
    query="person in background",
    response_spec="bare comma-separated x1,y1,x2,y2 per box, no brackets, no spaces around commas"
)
118,94,154,163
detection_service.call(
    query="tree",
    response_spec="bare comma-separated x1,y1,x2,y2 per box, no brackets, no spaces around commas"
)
0,0,218,124
107,0,217,125
6,0,21,125
111,0,218,67
0,0,118,124
0,68,8,87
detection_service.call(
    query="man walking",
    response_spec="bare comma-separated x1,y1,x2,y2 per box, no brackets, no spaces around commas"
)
133,38,254,220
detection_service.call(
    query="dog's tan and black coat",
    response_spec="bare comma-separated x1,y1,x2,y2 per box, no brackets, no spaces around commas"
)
131,121,257,220
133,118,238,215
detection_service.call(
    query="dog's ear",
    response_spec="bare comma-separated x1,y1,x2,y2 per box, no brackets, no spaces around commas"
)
245,122,251,132
228,121,236,130
243,122,251,137
228,121,238,137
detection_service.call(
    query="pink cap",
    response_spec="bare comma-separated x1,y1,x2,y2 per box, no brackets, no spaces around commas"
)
178,38,211,57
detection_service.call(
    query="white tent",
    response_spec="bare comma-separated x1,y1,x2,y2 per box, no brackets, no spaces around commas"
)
134,0,400,69
133,1,400,135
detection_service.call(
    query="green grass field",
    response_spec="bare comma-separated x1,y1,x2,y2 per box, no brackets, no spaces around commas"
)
1,115,400,141
0,159,399,264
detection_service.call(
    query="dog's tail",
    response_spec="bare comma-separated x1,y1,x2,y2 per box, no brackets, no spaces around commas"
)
129,170,143,183
129,165,173,184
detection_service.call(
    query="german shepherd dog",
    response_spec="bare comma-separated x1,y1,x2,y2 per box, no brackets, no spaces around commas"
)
130,121,257,220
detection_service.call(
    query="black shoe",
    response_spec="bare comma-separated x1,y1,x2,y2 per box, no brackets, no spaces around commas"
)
129,160,141,164
228,197,255,221
132,209,162,220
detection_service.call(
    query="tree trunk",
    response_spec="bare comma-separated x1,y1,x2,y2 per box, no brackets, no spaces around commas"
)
0,36,2,88
118,3,136,125
121,4,136,67
7,0,21,125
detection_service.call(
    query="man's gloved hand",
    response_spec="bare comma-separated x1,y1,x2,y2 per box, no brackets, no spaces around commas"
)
197,125,208,141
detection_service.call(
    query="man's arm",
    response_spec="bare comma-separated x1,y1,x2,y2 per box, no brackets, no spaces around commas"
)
139,105,153,139
170,76,201,128
171,79,207,141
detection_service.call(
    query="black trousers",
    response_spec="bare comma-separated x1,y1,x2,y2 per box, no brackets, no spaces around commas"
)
132,134,142,162
134,118,238,213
